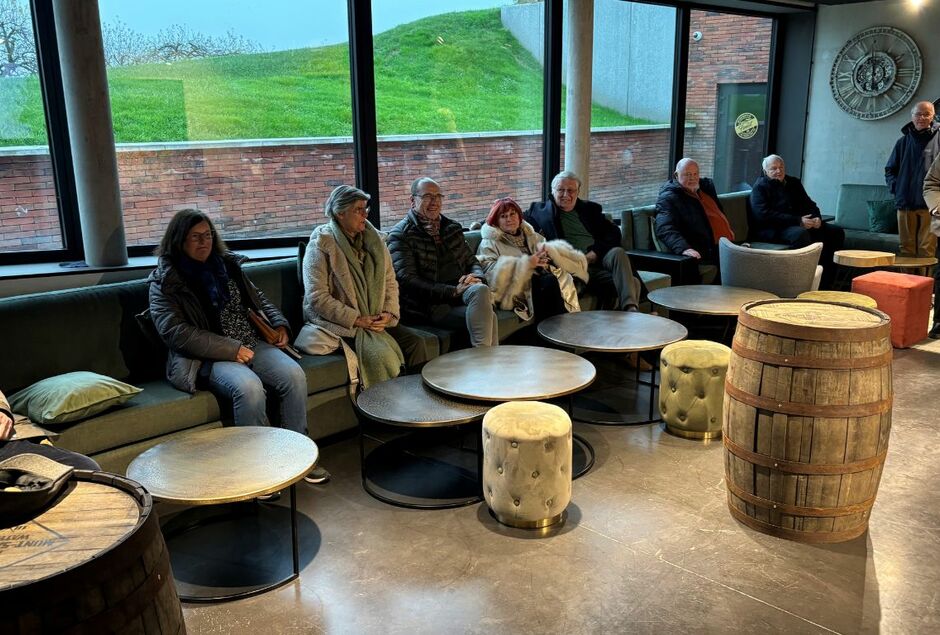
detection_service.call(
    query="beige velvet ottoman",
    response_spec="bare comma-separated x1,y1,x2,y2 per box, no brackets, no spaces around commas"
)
482,401,572,529
659,340,731,440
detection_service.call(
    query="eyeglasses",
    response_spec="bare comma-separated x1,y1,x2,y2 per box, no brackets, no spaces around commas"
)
187,230,214,244
553,188,578,195
416,193,443,202
348,206,370,216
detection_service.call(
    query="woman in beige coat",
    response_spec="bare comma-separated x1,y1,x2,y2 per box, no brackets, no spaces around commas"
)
300,185,429,388
476,197,587,323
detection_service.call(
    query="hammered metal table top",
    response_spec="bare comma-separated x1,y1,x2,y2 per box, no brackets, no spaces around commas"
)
357,374,491,427
891,256,938,268
648,285,778,316
127,427,318,505
421,345,596,402
537,310,688,352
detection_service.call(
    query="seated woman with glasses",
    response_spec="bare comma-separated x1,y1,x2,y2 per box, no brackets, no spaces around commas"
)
148,208,329,484
477,197,587,324
299,185,429,389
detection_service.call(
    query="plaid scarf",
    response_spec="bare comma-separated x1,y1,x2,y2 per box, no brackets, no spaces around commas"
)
414,208,442,244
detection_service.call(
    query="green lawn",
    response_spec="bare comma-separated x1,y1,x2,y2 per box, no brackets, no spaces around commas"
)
1,9,651,146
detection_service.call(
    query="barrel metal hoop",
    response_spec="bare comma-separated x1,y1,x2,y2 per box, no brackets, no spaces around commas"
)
731,340,893,370
723,435,888,475
724,381,892,418
737,302,892,342
725,477,876,517
725,498,869,543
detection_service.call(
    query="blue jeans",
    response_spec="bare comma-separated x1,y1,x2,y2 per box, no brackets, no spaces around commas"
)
208,342,308,434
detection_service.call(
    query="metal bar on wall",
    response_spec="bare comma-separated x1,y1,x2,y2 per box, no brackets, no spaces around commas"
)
668,7,690,177
347,0,380,227
541,0,563,200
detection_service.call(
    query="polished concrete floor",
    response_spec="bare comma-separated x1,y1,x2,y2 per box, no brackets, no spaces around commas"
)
177,336,940,635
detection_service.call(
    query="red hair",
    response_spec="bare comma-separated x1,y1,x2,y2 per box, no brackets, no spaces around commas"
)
485,197,523,227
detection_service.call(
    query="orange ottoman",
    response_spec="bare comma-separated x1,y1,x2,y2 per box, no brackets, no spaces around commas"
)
852,271,932,348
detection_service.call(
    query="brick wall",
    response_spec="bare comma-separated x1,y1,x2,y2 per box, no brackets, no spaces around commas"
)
2,127,671,252
685,11,773,177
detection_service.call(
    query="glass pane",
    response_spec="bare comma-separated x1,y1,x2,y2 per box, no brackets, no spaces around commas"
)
373,1,543,228
0,0,63,253
98,0,354,245
584,0,676,210
685,10,773,194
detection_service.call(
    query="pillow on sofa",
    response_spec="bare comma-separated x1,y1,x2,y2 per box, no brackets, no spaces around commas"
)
867,200,898,234
9,371,142,426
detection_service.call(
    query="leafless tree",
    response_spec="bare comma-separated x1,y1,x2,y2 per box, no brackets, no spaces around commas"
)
101,18,152,67
0,0,37,76
151,24,260,63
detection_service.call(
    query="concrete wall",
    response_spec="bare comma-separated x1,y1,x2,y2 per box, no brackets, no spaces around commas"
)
501,0,674,122
803,0,940,212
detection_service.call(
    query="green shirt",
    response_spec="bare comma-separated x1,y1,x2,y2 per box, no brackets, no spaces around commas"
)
558,210,594,253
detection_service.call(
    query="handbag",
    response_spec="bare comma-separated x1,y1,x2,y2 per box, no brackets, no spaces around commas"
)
293,322,342,355
247,308,302,360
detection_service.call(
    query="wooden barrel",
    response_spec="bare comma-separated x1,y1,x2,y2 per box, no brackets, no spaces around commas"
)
0,471,185,634
723,299,893,543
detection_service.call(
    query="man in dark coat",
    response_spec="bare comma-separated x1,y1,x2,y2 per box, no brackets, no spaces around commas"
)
750,154,844,287
525,170,640,310
386,177,498,347
885,100,939,258
654,158,734,284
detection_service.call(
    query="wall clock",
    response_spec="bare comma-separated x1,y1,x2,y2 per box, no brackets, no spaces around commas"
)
829,26,922,120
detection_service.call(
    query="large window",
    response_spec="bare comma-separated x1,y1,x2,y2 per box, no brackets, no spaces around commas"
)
98,0,354,246
684,10,773,194
583,0,675,211
372,2,544,228
0,0,63,253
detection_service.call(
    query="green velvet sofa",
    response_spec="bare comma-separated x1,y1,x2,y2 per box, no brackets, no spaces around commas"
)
830,183,899,253
0,258,361,474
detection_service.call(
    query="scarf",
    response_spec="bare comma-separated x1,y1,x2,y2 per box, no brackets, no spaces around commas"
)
698,191,735,244
329,220,404,388
177,253,231,311
414,208,442,244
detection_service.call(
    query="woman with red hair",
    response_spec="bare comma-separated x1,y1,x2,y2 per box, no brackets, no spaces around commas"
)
476,197,587,323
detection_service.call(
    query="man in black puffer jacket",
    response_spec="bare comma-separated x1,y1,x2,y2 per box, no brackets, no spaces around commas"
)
387,177,498,347
654,158,734,284
885,100,939,258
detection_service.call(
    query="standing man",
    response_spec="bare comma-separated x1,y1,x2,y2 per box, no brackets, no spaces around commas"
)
525,170,641,311
387,177,498,347
923,154,940,339
885,100,939,258
654,158,734,284
750,154,844,288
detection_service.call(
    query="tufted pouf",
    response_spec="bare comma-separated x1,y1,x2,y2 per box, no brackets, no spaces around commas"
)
659,340,731,440
482,401,572,529
852,270,931,348
797,290,878,309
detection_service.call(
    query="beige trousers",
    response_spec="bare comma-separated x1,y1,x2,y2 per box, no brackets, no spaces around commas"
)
897,208,937,258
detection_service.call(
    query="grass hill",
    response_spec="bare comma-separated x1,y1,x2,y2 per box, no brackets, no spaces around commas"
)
3,9,648,146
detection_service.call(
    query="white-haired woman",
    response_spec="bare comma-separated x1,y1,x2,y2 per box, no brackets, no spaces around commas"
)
299,185,429,389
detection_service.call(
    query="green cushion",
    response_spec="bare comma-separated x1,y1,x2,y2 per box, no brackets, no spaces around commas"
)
10,371,142,426
867,200,898,234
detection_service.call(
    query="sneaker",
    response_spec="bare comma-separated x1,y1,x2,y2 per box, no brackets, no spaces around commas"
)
304,466,331,484
929,324,940,340
256,491,281,502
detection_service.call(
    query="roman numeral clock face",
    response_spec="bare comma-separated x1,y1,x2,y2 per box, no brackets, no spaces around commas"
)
829,26,922,120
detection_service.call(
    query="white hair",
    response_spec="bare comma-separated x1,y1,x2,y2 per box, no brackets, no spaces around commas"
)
551,170,581,190
762,154,784,171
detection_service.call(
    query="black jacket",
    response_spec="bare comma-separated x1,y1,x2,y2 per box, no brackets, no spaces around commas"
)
885,121,940,210
524,197,620,260
749,174,819,233
654,177,724,262
386,210,484,322
148,252,289,393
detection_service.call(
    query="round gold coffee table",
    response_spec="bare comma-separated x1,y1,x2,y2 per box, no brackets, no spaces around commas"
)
421,345,595,401
648,285,779,316
356,374,490,509
890,256,937,276
538,311,688,425
421,345,597,478
127,426,319,602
